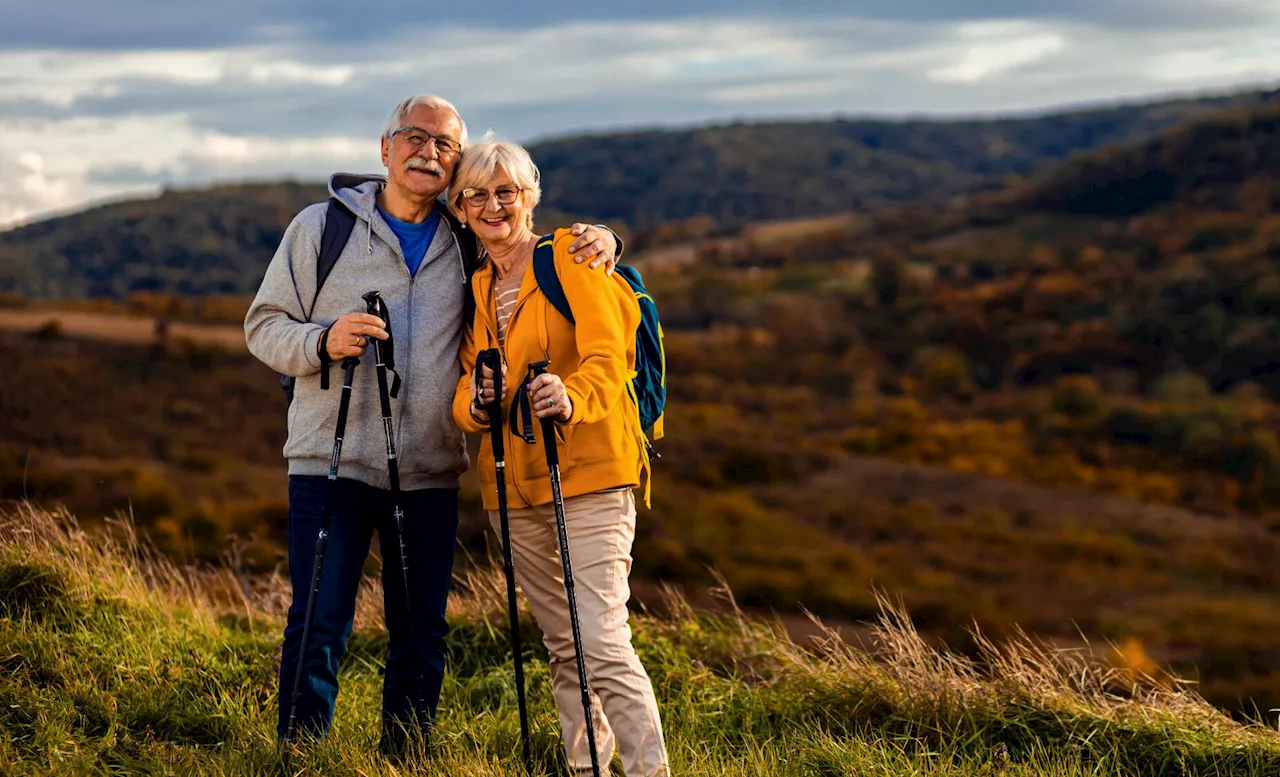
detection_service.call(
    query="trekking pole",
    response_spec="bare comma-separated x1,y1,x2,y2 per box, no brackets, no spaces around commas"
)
285,352,360,742
361,291,427,728
527,360,600,777
478,348,532,772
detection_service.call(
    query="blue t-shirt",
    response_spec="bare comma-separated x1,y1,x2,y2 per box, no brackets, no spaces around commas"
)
377,206,441,277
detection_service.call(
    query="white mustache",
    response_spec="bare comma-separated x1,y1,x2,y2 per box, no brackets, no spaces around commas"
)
404,158,444,175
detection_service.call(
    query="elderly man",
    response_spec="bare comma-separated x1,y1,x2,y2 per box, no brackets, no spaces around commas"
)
244,94,618,753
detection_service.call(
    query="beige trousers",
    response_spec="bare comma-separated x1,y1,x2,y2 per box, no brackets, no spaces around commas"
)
490,489,669,776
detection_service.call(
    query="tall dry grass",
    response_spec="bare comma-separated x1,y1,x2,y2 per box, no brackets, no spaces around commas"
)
2,500,1279,775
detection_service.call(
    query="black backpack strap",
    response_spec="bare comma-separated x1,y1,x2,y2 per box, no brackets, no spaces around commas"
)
441,204,480,276
306,197,357,392
442,206,480,332
310,197,357,321
281,197,357,405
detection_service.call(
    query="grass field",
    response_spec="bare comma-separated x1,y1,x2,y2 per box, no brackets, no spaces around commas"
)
3,502,1280,776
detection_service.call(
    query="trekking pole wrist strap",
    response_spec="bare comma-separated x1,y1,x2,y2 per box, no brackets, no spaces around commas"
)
510,373,538,444
318,324,334,390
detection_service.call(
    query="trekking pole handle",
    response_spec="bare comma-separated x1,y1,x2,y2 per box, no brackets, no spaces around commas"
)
361,291,384,367
476,349,503,417
477,349,507,458
361,289,402,398
489,352,504,419
528,360,558,467
362,291,384,351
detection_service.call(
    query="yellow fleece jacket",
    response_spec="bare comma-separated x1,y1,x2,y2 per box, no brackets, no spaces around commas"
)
453,229,645,510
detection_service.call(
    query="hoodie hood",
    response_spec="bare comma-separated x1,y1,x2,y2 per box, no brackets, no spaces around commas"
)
327,173,383,258
330,172,465,264
328,172,386,217
328,172,459,261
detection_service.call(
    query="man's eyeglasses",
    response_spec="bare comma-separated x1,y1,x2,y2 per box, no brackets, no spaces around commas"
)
389,126,461,157
461,186,522,208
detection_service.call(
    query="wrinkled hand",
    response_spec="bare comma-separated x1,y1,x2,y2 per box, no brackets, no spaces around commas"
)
471,361,508,408
529,371,572,421
567,223,617,275
325,313,387,360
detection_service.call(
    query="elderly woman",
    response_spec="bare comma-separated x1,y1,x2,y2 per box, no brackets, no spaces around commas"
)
450,141,668,776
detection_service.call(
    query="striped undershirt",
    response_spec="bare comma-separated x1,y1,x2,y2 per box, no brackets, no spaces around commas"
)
494,269,523,347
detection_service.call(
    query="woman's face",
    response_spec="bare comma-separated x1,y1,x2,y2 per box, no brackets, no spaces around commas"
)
462,168,527,244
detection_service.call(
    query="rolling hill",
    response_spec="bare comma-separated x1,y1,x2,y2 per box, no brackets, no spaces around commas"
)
532,86,1279,225
873,99,1280,236
2,85,1277,299
1026,101,1280,217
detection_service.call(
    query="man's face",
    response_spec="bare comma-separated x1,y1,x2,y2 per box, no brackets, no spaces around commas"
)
380,105,464,202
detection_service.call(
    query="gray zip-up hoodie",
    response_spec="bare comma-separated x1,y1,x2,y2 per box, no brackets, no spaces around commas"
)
245,173,471,490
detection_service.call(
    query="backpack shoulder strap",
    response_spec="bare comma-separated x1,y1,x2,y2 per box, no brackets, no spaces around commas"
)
309,197,357,321
441,204,481,334
532,233,574,324
440,205,481,276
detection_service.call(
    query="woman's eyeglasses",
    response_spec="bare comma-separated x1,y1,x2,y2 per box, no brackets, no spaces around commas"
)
461,186,522,207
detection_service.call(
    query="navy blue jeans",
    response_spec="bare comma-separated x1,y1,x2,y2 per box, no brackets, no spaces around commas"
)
277,475,458,741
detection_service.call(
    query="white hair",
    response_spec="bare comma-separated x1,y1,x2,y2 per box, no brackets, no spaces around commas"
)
447,140,542,227
383,94,468,147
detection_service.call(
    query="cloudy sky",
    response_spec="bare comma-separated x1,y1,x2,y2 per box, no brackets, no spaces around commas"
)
2,1,1280,227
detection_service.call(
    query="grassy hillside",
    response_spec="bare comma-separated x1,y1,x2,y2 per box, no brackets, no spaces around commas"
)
845,101,1280,400
0,182,328,299
11,88,1280,731
3,86,1277,300
938,101,1280,223
4,503,1279,776
9,312,1280,719
9,98,1280,716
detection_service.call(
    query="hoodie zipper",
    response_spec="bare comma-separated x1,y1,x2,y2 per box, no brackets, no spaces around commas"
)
400,254,413,480
401,212,454,476
340,182,455,490
387,206,461,481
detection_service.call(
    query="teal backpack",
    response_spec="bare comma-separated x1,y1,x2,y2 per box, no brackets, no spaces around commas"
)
531,235,666,445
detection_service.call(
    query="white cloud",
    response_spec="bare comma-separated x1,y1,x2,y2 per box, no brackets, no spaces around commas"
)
707,78,845,103
1149,30,1280,83
245,60,357,86
927,21,1068,83
0,50,228,107
2,10,1280,227
0,113,378,228
12,152,69,221
175,133,374,174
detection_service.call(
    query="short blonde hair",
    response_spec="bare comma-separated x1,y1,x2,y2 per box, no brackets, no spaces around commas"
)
448,140,542,227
